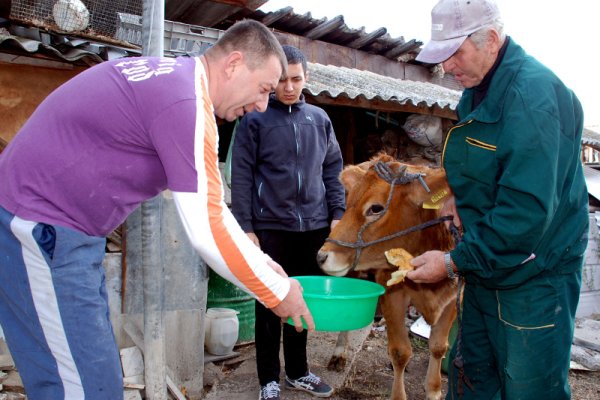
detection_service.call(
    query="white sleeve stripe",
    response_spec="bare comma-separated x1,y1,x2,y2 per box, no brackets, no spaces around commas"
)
167,59,289,307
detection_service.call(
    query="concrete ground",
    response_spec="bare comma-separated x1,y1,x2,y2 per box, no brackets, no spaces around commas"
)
202,326,372,400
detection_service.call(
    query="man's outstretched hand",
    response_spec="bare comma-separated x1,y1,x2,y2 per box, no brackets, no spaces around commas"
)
271,278,315,332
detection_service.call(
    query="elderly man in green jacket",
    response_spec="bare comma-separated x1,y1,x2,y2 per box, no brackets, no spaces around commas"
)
407,1,588,399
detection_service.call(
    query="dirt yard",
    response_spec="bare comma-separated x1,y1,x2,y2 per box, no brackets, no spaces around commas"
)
206,316,600,400
334,321,600,400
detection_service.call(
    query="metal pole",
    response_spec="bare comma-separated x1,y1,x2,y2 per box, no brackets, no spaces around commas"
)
141,0,166,398
142,0,164,57
140,196,166,399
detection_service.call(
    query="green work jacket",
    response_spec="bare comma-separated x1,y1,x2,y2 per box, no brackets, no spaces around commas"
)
444,38,588,289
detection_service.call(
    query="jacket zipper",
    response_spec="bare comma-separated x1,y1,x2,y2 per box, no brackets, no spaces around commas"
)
258,181,264,214
290,105,304,230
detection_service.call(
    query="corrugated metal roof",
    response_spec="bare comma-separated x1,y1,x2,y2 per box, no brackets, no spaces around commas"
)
583,128,600,150
6,1,422,64
0,33,110,64
222,6,423,63
6,1,422,62
0,25,138,64
305,62,461,111
1,21,458,113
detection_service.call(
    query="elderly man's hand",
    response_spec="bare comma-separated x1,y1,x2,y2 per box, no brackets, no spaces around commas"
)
270,278,315,332
406,250,448,284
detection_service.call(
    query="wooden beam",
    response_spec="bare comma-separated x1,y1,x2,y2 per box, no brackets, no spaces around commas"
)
122,320,187,400
166,375,187,400
208,0,267,8
384,39,421,59
305,15,345,40
347,28,387,49
261,6,294,25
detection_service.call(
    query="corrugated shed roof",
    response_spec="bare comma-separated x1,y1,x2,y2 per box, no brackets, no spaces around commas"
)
0,21,459,113
223,6,423,63
0,25,138,64
305,62,461,111
583,128,600,149
5,1,424,64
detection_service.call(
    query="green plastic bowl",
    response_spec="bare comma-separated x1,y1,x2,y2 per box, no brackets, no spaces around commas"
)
287,276,385,331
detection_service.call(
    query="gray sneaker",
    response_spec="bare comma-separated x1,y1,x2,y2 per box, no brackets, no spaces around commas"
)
259,381,280,400
285,372,333,397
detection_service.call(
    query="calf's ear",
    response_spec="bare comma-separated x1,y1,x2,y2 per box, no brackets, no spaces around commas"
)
355,160,371,170
340,165,367,191
407,167,452,210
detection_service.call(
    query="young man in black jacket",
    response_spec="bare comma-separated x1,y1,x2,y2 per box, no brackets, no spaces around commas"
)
232,45,345,400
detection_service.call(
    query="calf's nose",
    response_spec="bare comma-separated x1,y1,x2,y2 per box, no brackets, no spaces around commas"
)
316,250,328,267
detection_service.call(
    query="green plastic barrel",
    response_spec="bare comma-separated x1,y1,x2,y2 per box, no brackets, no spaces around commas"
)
206,269,255,344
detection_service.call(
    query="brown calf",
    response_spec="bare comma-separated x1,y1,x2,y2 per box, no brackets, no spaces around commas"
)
318,154,458,400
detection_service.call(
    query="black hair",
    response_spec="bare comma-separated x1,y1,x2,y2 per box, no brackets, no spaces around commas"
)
281,45,307,74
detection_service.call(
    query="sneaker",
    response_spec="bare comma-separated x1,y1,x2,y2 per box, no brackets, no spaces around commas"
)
259,381,280,400
285,372,333,398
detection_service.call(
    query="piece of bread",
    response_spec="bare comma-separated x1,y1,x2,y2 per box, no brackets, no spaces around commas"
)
385,248,414,286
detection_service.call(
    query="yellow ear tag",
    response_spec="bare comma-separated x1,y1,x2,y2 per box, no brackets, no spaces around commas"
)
422,189,448,209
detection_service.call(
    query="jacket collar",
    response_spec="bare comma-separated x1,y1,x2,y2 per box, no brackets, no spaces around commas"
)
268,93,307,111
458,37,527,124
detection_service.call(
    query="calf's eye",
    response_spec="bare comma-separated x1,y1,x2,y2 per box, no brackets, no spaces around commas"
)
366,204,385,216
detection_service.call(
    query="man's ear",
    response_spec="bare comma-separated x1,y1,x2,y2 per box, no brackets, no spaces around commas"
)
488,28,503,55
225,51,244,78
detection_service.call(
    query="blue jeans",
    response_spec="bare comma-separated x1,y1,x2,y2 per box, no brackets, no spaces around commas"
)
0,206,123,400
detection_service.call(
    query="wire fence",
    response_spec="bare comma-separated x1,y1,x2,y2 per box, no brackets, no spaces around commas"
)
10,0,143,41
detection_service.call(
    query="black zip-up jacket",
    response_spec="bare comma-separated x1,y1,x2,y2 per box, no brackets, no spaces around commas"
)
231,94,345,232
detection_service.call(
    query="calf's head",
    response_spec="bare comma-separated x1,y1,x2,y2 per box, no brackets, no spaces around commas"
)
318,154,453,276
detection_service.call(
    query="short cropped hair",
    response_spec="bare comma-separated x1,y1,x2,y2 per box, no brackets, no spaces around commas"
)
281,45,307,75
209,19,287,75
470,19,505,49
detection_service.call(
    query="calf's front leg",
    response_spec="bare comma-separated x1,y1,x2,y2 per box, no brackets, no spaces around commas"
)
327,330,349,371
379,286,411,400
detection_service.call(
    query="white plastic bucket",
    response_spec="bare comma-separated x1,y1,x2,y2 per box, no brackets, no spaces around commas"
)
204,307,239,355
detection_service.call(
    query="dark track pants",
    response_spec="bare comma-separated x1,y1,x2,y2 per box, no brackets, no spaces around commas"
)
446,264,582,400
254,228,329,385
0,207,123,400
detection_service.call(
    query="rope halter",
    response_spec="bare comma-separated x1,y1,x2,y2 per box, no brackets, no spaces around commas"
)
325,161,452,272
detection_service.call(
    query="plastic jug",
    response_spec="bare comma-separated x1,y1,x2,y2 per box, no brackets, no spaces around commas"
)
204,307,239,355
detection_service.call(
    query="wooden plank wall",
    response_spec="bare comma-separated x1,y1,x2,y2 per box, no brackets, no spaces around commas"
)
275,32,434,82
0,61,84,144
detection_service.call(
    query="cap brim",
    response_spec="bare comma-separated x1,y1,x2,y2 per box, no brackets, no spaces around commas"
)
416,36,468,64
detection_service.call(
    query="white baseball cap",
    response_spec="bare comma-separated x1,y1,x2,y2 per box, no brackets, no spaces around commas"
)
416,0,501,64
